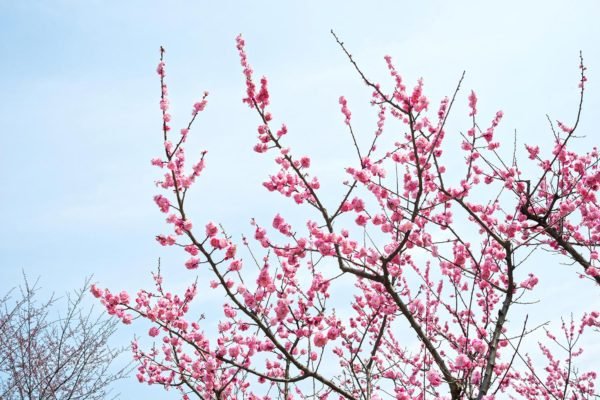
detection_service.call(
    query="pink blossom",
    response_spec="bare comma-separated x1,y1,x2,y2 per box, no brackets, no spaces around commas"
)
210,236,227,249
184,257,200,270
455,353,471,369
355,214,369,226
313,332,328,347
205,222,218,237
519,273,539,290
300,156,311,168
525,144,540,160
256,268,272,288
468,90,477,116
339,96,352,125
427,370,443,387
156,235,175,246
228,260,242,272
153,195,170,213
90,284,103,298
184,245,199,256
471,338,488,354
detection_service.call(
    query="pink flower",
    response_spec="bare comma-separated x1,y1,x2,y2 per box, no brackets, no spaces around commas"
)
427,370,443,387
153,195,170,213
223,304,237,318
90,284,103,298
455,353,471,369
339,96,352,125
351,197,365,212
300,156,311,168
205,222,218,237
228,345,240,358
236,34,257,107
185,257,200,270
398,221,414,232
272,214,284,229
184,245,199,256
313,332,328,347
210,237,227,249
275,300,289,321
256,268,272,288
256,77,269,108
471,338,488,354
192,93,208,115
156,61,165,77
156,235,176,246
151,158,164,167
225,244,237,259
468,90,477,116
355,214,369,226
519,273,539,290
276,124,288,137
229,260,242,271
525,144,540,160
326,327,340,340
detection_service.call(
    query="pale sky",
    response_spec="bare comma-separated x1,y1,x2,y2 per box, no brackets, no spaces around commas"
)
1,1,599,398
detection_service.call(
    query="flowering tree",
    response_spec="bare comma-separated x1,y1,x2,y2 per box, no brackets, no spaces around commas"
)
92,34,599,399
0,277,127,400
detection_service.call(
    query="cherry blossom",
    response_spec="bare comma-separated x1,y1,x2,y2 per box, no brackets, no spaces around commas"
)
94,38,598,400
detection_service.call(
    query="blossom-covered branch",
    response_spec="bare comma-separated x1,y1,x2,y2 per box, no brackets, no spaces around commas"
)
93,36,599,400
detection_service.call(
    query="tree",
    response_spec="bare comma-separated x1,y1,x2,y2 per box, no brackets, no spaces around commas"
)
92,34,599,399
0,277,128,400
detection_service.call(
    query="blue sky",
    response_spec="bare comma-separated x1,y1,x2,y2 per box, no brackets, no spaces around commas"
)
1,1,599,398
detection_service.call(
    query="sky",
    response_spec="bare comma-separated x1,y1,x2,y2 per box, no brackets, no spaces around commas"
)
1,1,599,398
